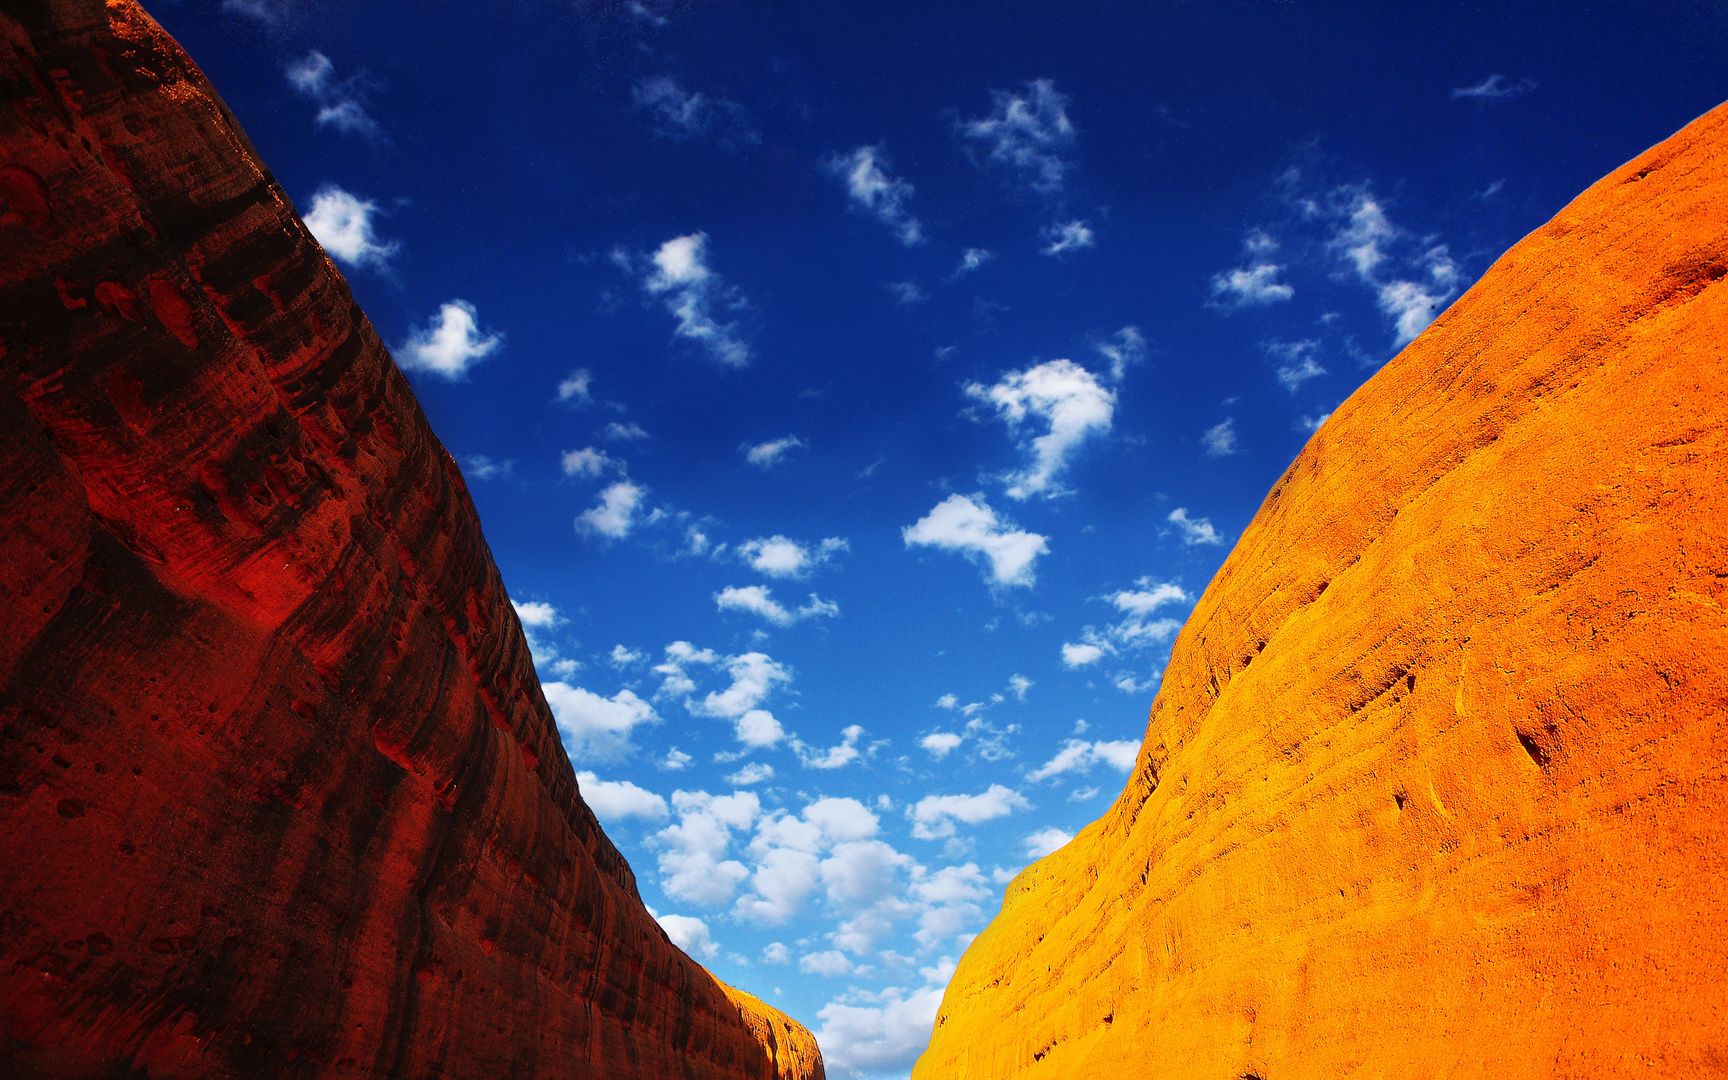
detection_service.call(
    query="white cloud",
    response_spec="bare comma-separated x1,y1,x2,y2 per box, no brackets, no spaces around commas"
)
542,683,659,761
910,784,1029,840
762,942,791,965
813,979,948,1077
608,645,642,667
463,455,510,481
576,480,645,540
1094,325,1146,381
734,798,888,924
398,300,502,379
660,747,694,771
801,950,855,976
1209,231,1293,308
1324,188,1463,348
828,145,923,245
743,435,806,468
603,421,650,441
886,280,927,307
629,232,750,367
1007,674,1032,701
734,709,786,748
955,248,994,275
794,725,865,770
1061,642,1105,668
655,789,761,906
1266,338,1326,392
1023,827,1073,858
1027,739,1139,782
1168,507,1222,546
285,51,378,138
699,652,791,718
1111,580,1189,616
1380,245,1461,346
738,535,848,578
577,771,670,821
904,494,1049,588
821,840,912,907
653,640,719,698
715,586,839,628
1041,219,1095,256
725,762,775,786
557,368,593,404
656,912,719,960
1298,412,1332,432
1451,74,1535,100
512,600,560,629
512,599,565,671
920,732,963,758
1202,417,1240,457
957,79,1076,193
633,76,755,143
561,446,622,479
302,185,397,270
967,359,1114,500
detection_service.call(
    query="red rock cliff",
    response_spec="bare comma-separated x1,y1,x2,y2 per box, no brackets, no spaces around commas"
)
917,105,1728,1077
0,3,822,1078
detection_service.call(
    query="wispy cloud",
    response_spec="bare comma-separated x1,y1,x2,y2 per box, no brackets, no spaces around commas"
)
904,494,1049,588
954,248,994,276
1209,230,1293,308
828,146,923,245
1167,507,1222,546
967,359,1114,500
621,232,751,367
744,435,806,468
603,421,650,441
285,51,379,138
909,784,1028,840
1023,826,1072,858
398,300,502,379
715,585,840,628
301,185,397,270
1040,219,1095,257
1202,417,1240,457
1027,739,1138,782
1323,187,1463,347
561,446,624,479
1451,74,1535,100
886,281,928,307
557,369,593,404
1265,338,1326,391
1060,578,1190,669
577,481,647,540
633,76,757,143
957,79,1076,193
1094,325,1146,381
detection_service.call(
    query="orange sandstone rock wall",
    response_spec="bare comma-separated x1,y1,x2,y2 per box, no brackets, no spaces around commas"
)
917,104,1728,1079
0,3,821,1078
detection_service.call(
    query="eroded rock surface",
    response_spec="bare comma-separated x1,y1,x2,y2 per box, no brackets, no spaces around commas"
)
917,104,1728,1078
0,3,821,1077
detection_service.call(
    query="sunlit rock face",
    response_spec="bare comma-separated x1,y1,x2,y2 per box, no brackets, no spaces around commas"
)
0,3,821,1078
917,103,1728,1080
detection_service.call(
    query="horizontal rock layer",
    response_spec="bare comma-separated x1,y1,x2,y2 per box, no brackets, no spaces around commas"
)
917,104,1728,1078
0,2,821,1078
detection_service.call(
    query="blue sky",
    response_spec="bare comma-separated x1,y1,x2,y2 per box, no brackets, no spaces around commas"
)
147,1,1727,1075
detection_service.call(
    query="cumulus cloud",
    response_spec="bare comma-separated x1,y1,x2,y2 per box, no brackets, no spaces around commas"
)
1202,417,1240,457
954,248,994,276
561,446,623,479
1094,325,1146,381
828,145,923,245
512,599,564,670
1023,827,1073,858
1168,507,1222,546
1209,229,1294,308
513,600,560,629
577,771,670,821
633,76,756,143
734,709,786,748
967,359,1115,500
725,762,775,786
734,797,889,923
302,185,397,270
919,732,963,758
542,683,659,760
738,535,848,578
1061,578,1191,671
1451,74,1535,100
715,585,840,627
576,480,646,540
557,368,593,404
285,51,379,138
957,79,1076,193
1027,739,1138,782
904,494,1049,588
1040,219,1095,256
656,912,719,959
794,725,865,770
762,942,791,965
743,435,806,468
910,784,1029,840
698,652,792,719
655,789,761,905
625,232,750,367
398,300,502,379
812,968,954,1077
801,950,855,976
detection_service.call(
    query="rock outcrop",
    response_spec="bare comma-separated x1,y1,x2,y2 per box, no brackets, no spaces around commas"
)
0,3,821,1078
918,104,1728,1078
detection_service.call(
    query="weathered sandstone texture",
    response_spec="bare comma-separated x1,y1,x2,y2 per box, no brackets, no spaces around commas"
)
918,103,1728,1079
0,3,821,1078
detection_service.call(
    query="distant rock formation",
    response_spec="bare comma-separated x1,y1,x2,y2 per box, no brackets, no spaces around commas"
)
917,103,1728,1079
0,3,821,1078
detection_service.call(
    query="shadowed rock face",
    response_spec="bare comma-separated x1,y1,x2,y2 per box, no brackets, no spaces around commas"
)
917,105,1728,1079
0,3,821,1078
